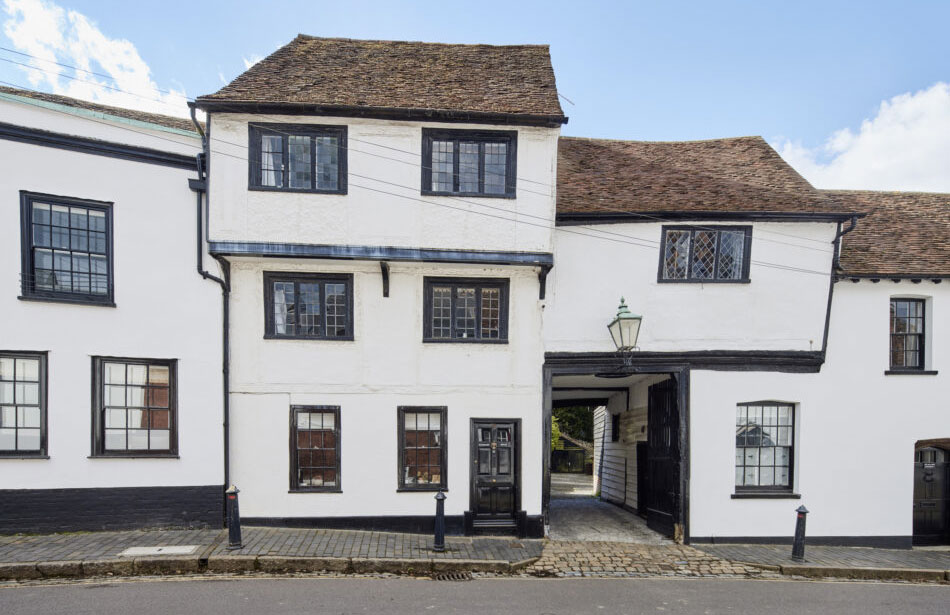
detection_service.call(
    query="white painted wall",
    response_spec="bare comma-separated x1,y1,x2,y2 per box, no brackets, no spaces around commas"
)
226,258,545,517
689,280,949,539
544,221,837,352
207,114,559,253
0,99,224,489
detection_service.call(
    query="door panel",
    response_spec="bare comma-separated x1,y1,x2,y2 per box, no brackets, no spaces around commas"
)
913,449,949,545
646,378,679,537
472,421,517,519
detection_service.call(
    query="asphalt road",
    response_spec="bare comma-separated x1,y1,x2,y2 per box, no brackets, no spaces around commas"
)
1,576,948,614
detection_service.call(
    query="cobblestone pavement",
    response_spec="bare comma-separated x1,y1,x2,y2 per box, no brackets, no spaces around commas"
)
551,472,593,496
697,544,950,570
0,527,540,564
548,496,671,545
525,541,768,578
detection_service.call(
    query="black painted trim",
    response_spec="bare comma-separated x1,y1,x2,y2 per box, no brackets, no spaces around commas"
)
241,515,465,535
209,241,553,268
0,351,48,457
545,350,824,373
194,100,568,127
691,535,913,549
731,492,801,499
262,271,355,341
884,370,939,376
0,485,222,534
421,128,517,198
423,277,509,343
248,123,347,194
0,121,196,169
556,211,861,225
657,225,752,284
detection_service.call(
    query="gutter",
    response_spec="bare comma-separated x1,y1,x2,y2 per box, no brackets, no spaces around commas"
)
821,215,859,357
188,103,232,523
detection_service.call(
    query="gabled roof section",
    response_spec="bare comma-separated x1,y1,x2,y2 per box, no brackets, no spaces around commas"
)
196,35,566,126
557,136,855,220
828,190,950,278
0,85,198,134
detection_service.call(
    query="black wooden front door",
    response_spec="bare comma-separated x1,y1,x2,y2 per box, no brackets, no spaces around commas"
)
472,421,517,520
646,378,679,537
913,448,949,545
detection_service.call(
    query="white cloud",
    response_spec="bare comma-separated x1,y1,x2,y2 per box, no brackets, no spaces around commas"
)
242,54,262,70
2,0,190,117
775,82,950,192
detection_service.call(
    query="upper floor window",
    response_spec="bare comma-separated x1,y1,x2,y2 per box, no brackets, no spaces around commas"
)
0,352,46,456
264,272,354,340
20,192,113,305
249,123,347,193
735,402,794,492
421,129,516,197
92,357,177,456
659,226,751,283
890,299,925,370
423,278,509,343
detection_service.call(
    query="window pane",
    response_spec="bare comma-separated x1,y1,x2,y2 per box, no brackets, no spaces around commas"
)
325,283,347,337
431,287,452,338
288,135,312,189
15,359,39,382
261,135,283,187
663,230,690,279
315,137,338,190
0,384,11,404
17,428,40,451
459,142,479,192
297,283,322,337
150,430,170,450
454,288,476,339
717,231,745,279
273,282,295,336
431,140,454,192
481,288,501,339
691,231,717,279
484,142,507,194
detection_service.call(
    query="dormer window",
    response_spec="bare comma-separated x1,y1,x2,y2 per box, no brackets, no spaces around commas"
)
249,123,347,194
658,226,752,283
421,129,516,197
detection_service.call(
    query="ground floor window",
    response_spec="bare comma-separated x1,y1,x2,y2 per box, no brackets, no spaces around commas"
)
290,406,341,492
735,402,794,491
398,406,446,490
92,357,176,456
0,352,46,456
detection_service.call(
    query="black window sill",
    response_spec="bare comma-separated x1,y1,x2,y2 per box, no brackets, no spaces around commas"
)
289,489,342,494
421,190,515,200
88,454,180,459
264,334,355,342
732,492,801,499
397,487,448,493
423,339,509,345
884,370,938,376
657,278,751,285
19,295,116,308
249,185,347,195
0,454,49,459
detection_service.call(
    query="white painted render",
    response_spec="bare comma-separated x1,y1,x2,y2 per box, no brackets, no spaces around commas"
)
226,258,545,518
0,98,223,489
206,114,559,253
543,221,837,352
689,280,949,539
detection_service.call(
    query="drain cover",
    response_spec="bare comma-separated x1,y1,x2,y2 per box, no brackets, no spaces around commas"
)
119,545,199,557
433,571,473,582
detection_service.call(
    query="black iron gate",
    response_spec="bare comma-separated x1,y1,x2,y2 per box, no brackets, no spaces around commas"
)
646,378,679,537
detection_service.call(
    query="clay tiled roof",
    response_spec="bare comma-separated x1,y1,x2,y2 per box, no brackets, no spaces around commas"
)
556,136,852,218
0,85,198,133
827,190,950,277
196,35,565,124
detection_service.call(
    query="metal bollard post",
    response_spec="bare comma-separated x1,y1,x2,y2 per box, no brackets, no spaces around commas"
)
226,484,243,550
791,505,809,561
433,489,447,553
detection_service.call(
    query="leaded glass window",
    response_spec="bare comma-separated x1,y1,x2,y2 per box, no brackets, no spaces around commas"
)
890,299,925,369
264,273,353,340
93,358,175,456
660,226,751,282
422,129,516,196
735,402,794,490
21,193,112,304
249,124,346,193
399,407,446,490
424,279,509,342
0,353,46,456
291,406,340,492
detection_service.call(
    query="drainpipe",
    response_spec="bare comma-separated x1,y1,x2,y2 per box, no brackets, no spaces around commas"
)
189,103,232,522
832,215,859,272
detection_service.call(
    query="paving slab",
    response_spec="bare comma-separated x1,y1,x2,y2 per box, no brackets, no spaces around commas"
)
696,543,950,571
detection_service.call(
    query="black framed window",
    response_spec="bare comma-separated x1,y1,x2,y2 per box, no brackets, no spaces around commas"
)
290,406,341,492
610,413,620,443
890,299,925,370
20,192,113,305
659,226,752,283
735,402,794,491
92,357,176,456
249,123,347,193
423,278,509,342
422,129,517,197
264,272,354,340
0,352,47,457
398,406,446,491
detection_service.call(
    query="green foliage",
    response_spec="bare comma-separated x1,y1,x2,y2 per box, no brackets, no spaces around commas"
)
553,405,594,442
551,415,562,451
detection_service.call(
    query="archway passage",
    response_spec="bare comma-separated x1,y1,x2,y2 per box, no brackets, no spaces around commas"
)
914,439,950,545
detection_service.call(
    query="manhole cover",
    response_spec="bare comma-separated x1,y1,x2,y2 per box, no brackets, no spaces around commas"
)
119,546,199,557
432,571,473,582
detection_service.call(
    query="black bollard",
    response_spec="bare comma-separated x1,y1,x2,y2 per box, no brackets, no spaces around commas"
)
226,485,243,550
791,505,809,561
433,489,447,553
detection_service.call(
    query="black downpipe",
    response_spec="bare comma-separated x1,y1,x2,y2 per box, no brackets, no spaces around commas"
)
189,103,232,524
821,215,859,357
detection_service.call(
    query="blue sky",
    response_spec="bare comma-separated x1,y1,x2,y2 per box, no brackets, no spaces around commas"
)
2,0,948,190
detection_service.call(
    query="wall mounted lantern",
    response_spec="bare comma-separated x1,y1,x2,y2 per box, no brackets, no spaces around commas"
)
607,297,642,353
